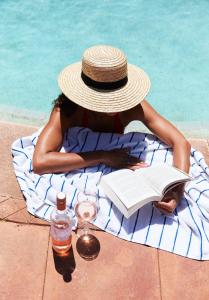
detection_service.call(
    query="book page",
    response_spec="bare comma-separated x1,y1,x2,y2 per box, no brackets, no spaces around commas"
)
134,164,191,195
100,169,160,210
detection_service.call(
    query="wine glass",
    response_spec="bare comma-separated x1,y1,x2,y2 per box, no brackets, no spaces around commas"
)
74,192,100,260
74,192,99,237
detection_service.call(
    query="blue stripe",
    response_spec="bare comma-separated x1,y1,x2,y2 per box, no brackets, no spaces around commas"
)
104,218,111,230
49,174,53,186
129,132,135,143
12,148,28,159
158,216,167,247
16,175,26,182
150,142,161,165
61,180,65,192
194,201,208,223
191,150,196,157
133,140,141,151
65,171,71,177
35,177,42,188
117,215,124,236
204,166,209,171
130,209,140,241
44,186,51,201
164,149,169,163
109,133,114,143
20,138,23,148
198,157,204,164
103,202,113,230
196,178,207,185
94,133,101,150
196,189,209,203
80,131,89,152
185,198,203,260
84,175,88,193
29,160,33,172
172,218,180,252
69,128,86,151
201,220,209,243
70,189,77,209
151,136,157,144
116,136,120,147
150,150,156,165
69,142,79,152
44,205,50,217
144,207,154,243
138,143,147,160
28,187,36,193
186,231,192,257
13,160,18,166
187,188,209,204
31,136,36,144
108,202,113,217
192,172,207,179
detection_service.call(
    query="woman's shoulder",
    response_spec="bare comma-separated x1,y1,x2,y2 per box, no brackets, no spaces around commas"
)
121,99,148,123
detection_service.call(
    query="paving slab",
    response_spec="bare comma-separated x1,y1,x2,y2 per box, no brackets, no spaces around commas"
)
0,222,50,300
0,195,26,219
43,231,161,300
0,121,37,198
158,249,209,300
6,207,49,226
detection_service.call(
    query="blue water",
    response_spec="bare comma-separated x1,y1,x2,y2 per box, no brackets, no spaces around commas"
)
0,0,209,124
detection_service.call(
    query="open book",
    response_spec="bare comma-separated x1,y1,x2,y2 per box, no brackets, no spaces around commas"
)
100,164,192,218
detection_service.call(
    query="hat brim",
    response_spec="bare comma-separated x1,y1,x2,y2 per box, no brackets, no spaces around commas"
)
58,62,151,113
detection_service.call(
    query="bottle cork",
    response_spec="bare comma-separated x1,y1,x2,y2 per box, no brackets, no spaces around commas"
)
56,192,66,211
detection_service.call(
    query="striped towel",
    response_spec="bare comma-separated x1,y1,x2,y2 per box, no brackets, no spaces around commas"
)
12,127,209,260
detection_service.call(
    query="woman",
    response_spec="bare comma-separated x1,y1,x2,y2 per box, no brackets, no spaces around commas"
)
33,45,191,214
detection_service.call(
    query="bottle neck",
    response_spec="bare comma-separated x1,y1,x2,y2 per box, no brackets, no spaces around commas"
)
57,200,66,211
56,193,66,211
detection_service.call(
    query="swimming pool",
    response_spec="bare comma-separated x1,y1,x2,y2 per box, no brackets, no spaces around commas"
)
1,0,209,136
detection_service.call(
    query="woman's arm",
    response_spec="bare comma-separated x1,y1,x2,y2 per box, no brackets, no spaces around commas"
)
137,100,191,213
33,108,144,174
139,100,191,173
33,108,105,174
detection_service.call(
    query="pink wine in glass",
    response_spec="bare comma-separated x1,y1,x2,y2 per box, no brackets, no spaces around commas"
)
75,200,97,222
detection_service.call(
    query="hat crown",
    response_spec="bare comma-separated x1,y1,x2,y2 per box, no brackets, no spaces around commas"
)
82,45,127,83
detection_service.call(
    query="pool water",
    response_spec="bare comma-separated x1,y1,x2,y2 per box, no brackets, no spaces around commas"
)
0,0,209,134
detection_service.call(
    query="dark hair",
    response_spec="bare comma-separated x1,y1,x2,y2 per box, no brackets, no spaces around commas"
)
52,93,78,117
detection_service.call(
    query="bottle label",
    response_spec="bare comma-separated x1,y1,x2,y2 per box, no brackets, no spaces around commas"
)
50,222,72,241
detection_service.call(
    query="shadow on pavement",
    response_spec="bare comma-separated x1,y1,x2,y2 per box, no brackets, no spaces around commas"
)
52,247,76,282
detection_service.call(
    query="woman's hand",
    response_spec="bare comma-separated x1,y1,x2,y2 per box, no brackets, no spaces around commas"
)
101,149,148,170
153,185,184,214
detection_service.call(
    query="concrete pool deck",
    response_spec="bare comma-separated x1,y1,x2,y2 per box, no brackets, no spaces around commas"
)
1,120,209,300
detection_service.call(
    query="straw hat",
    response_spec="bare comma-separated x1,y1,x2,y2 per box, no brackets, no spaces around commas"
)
58,45,151,113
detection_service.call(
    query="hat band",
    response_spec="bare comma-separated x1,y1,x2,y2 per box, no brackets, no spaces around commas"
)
81,72,128,90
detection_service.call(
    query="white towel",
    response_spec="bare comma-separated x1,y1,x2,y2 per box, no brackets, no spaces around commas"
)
12,127,209,260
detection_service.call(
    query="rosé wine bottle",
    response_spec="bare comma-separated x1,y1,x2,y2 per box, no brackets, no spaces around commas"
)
50,192,73,255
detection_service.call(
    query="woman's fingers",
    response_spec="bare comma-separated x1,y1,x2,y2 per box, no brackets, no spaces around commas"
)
129,162,149,170
106,149,148,169
153,199,177,214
